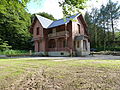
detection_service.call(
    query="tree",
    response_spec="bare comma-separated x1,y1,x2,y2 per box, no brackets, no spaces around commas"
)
36,12,56,21
85,0,120,51
106,0,120,43
59,0,89,16
0,0,32,50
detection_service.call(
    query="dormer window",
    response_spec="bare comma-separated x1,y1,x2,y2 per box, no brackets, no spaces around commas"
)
36,27,39,35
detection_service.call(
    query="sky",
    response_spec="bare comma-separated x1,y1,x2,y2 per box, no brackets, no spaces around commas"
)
27,0,63,19
27,0,120,29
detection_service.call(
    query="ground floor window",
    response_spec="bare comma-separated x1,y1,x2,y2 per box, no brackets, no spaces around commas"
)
48,39,56,48
83,40,87,51
58,38,67,48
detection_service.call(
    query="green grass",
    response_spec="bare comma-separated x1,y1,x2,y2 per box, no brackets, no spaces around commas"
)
0,58,120,89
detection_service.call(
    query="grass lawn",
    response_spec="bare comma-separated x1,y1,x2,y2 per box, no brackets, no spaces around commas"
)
0,58,120,90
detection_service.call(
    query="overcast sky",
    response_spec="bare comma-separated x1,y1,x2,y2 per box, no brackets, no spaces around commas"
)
27,0,120,29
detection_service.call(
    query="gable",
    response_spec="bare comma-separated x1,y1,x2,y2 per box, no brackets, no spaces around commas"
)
77,15,88,35
77,15,87,28
30,17,43,34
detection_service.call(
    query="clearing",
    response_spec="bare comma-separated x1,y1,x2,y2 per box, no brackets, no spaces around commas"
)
0,57,120,90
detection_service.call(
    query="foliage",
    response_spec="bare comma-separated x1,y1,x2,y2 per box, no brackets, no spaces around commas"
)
0,0,33,50
0,38,12,51
85,0,120,51
0,50,29,55
36,12,57,21
59,0,89,16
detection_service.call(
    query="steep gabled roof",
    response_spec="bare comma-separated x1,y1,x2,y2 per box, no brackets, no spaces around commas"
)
35,13,86,29
36,15,53,28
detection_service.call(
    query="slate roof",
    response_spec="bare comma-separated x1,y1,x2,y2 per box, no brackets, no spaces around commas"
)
36,13,80,29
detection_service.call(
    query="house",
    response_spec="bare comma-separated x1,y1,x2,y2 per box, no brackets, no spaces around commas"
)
30,13,90,56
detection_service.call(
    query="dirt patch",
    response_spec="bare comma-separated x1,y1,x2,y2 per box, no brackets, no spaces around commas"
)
1,58,120,90
4,66,120,90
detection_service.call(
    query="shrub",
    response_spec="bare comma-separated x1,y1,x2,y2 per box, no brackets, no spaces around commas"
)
0,50,29,55
95,47,120,51
0,39,12,51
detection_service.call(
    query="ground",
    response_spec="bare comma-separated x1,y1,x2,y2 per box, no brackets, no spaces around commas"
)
0,55,120,90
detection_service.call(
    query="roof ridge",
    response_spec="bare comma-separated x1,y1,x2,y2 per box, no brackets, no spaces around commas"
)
53,13,80,22
36,14,53,22
36,13,80,22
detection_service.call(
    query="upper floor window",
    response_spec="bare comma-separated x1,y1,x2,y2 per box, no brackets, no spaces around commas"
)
36,27,39,35
52,28,56,33
77,24,80,34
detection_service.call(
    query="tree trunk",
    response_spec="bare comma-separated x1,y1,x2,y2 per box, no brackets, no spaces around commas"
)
103,22,106,50
111,15,115,50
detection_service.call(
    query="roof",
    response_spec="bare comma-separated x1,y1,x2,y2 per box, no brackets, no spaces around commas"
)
48,13,80,28
36,15,53,28
75,35,84,40
35,13,80,29
75,35,89,41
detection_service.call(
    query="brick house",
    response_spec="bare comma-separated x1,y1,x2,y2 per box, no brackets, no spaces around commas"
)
30,13,90,56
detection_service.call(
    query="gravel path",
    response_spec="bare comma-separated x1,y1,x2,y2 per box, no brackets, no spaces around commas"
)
8,55,120,60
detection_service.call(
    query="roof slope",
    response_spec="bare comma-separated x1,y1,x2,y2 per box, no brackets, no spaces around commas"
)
48,13,80,28
36,13,80,29
36,15,53,28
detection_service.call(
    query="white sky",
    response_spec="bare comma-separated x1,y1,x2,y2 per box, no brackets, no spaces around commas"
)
27,0,63,19
27,0,120,29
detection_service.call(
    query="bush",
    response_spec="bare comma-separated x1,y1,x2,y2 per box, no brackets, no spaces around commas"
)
0,50,30,55
95,47,120,51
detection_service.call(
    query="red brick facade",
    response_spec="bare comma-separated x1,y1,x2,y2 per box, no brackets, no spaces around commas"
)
30,14,90,56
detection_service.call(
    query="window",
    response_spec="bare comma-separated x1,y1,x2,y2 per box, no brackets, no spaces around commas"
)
36,27,39,35
61,52,64,55
77,24,80,34
63,40,66,48
49,30,52,34
83,40,87,51
52,28,56,33
48,39,56,48
77,41,80,48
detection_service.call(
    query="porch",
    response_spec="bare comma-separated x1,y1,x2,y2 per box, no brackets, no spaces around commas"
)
74,35,90,56
47,37,70,52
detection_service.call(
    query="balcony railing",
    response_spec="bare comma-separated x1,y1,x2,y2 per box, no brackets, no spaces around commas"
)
48,31,69,38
